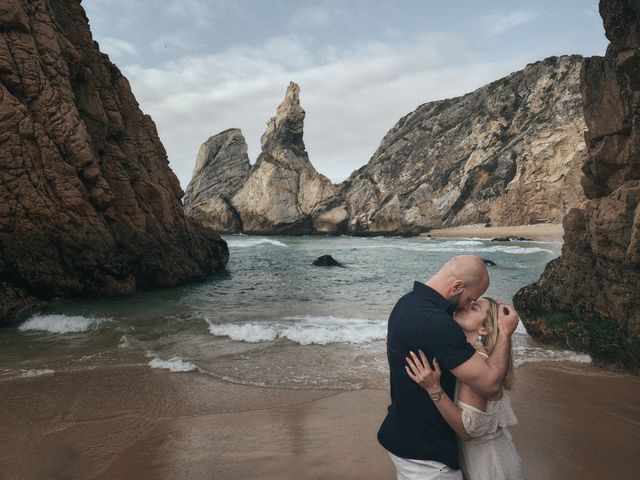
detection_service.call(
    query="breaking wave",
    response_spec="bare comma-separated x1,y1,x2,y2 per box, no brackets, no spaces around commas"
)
18,314,108,334
207,315,386,345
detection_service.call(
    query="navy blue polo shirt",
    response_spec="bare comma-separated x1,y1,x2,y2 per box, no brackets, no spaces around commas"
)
377,281,475,469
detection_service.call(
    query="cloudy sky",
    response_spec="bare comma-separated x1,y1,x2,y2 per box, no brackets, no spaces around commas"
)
83,0,608,188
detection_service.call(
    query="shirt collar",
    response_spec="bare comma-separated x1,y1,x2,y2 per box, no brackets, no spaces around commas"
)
413,281,456,315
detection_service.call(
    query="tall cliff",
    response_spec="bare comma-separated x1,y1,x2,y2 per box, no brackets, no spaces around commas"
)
185,82,337,234
187,57,587,236
339,55,587,235
514,0,640,373
0,0,228,325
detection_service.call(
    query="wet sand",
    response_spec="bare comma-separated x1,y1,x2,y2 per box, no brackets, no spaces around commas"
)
2,361,639,480
425,224,564,241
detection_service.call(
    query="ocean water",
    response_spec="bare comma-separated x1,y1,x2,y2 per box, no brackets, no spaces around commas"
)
0,235,591,389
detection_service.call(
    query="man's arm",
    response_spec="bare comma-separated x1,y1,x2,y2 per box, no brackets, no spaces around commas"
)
450,305,518,398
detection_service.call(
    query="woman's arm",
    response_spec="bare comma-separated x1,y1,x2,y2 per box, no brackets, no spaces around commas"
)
457,382,487,412
405,351,472,441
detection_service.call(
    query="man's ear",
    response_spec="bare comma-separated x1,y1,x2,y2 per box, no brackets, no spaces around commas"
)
451,280,465,295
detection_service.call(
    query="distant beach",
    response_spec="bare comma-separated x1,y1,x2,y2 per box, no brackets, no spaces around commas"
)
425,223,564,242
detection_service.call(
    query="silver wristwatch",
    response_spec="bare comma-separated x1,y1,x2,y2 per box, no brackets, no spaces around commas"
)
429,390,443,401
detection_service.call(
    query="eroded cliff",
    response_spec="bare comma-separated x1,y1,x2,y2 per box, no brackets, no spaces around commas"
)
0,0,228,324
339,55,587,235
188,57,587,236
514,0,640,372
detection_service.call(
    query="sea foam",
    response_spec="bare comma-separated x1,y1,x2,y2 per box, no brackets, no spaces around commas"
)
208,315,387,345
21,369,55,377
18,314,107,334
148,354,198,372
356,242,554,255
514,348,592,367
0,368,55,379
224,238,288,248
475,245,555,255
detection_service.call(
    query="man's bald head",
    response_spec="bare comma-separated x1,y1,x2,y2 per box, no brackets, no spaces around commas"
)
426,255,490,310
438,255,489,288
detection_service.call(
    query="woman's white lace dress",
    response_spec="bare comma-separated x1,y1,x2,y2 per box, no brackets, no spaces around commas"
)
457,392,523,480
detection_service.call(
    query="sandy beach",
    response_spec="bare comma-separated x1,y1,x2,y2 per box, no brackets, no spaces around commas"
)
2,361,639,480
425,224,564,241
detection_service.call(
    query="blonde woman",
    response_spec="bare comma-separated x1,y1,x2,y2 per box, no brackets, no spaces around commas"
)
405,298,523,480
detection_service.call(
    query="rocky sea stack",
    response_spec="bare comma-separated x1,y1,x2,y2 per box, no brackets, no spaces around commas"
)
184,82,337,234
514,0,640,373
0,0,228,325
183,128,251,232
187,56,587,236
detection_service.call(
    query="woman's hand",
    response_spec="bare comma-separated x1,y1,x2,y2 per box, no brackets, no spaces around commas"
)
497,303,519,336
405,350,442,394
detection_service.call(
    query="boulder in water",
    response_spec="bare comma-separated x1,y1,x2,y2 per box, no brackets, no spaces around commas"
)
491,236,531,242
312,255,342,267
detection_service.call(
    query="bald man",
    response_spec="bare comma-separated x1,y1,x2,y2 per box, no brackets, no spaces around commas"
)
377,255,519,480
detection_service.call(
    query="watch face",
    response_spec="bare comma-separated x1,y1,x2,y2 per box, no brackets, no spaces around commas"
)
430,391,441,401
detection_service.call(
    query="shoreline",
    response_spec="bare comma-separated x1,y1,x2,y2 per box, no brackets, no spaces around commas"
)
2,360,639,479
424,223,564,241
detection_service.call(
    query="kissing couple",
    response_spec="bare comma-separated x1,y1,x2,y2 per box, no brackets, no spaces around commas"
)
378,255,523,480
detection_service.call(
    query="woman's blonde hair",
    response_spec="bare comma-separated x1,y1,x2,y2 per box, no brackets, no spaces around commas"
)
480,297,515,390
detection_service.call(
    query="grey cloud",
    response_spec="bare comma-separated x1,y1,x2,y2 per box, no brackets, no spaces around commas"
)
290,4,333,28
482,10,540,35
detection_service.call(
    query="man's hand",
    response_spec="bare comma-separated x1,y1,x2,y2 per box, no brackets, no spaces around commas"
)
497,304,519,336
452,303,518,398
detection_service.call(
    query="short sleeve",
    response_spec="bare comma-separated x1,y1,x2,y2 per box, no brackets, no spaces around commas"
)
421,313,475,371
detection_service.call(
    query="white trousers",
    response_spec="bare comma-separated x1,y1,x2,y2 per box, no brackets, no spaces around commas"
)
389,452,463,480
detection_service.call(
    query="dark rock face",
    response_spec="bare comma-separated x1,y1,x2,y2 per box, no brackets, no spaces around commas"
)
490,236,532,242
0,0,228,325
514,0,640,373
0,283,47,325
312,255,342,267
